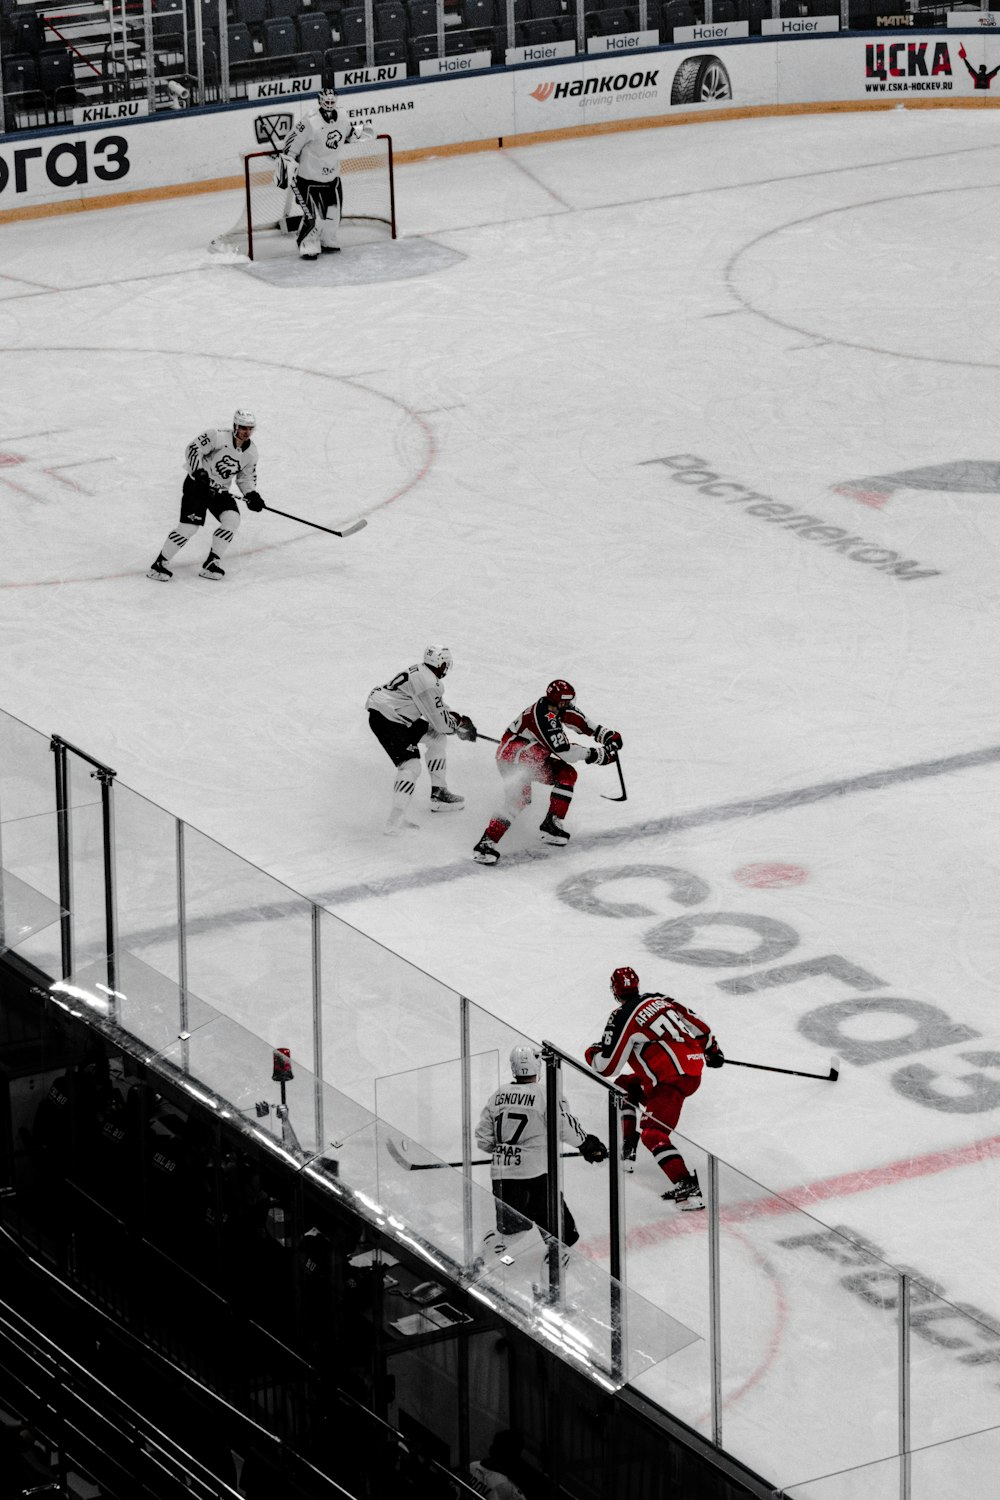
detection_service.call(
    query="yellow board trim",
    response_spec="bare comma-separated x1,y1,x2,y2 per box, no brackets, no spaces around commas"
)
1,97,997,226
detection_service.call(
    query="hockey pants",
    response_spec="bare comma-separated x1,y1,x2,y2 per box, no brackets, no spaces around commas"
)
292,176,342,255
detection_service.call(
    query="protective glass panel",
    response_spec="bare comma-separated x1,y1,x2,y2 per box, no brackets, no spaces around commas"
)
0,828,65,958
778,1424,1000,1500
906,1281,1000,1448
180,823,316,1069
713,1161,900,1488
113,783,182,979
318,905,463,1113
0,709,56,823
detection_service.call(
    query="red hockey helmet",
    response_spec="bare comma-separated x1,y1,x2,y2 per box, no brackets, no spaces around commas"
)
545,679,576,709
610,966,639,1002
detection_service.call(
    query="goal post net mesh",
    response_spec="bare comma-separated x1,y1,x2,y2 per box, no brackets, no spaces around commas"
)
212,133,396,258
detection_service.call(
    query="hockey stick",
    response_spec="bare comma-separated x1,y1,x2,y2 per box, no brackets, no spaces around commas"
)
724,1056,840,1082
476,734,501,745
262,502,367,538
387,1137,581,1171
601,752,627,802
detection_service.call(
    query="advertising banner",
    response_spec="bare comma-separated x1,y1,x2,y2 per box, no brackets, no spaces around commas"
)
4,33,1000,220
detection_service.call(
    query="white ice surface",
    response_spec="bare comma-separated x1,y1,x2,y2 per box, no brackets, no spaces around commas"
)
2,105,1000,1492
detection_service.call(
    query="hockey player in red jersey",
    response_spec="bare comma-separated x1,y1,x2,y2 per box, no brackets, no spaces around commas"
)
471,680,622,865
585,967,724,1210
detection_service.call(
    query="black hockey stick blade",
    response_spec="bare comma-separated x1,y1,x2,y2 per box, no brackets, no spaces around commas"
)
601,752,628,802
263,502,367,538
724,1056,840,1082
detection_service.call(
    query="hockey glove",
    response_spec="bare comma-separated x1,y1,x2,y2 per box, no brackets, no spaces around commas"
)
274,155,295,189
704,1041,725,1069
586,745,614,766
584,1043,602,1067
595,726,623,752
244,492,265,512
581,1134,609,1164
454,714,478,743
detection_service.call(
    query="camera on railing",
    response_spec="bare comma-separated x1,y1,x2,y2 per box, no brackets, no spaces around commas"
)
166,79,190,109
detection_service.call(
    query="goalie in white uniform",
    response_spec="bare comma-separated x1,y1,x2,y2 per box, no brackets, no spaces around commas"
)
147,409,264,581
278,89,374,260
366,647,478,834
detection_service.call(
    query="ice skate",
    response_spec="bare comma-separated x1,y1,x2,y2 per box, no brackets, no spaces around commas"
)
473,837,499,865
661,1171,704,1211
147,556,172,581
199,554,225,580
621,1131,639,1172
482,1230,508,1259
539,811,570,846
430,786,465,811
384,808,419,836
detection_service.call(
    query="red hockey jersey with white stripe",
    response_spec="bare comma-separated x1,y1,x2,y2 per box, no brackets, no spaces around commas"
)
500,699,599,762
586,992,717,1089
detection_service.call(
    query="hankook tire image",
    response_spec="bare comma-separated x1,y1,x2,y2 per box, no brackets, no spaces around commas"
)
670,54,733,104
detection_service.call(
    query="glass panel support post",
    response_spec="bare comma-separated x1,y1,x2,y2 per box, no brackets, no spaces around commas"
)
898,1271,911,1500
541,1042,565,1304
608,1085,628,1382
312,903,324,1153
50,735,74,980
176,819,189,1071
708,1153,722,1447
459,994,475,1268
95,763,120,1006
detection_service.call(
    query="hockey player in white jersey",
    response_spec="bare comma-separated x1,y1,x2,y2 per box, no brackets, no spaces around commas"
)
366,647,477,834
147,410,265,581
475,1046,607,1264
278,89,375,260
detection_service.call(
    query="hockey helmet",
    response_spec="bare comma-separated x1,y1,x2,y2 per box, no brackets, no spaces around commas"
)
610,966,640,1002
233,408,256,432
318,88,338,121
510,1045,539,1080
545,679,576,709
423,645,453,678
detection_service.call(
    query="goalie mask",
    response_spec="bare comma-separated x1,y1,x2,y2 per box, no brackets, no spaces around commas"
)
318,88,338,122
423,645,453,678
510,1046,539,1081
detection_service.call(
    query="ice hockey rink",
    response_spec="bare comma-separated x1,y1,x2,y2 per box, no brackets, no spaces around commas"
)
2,101,1000,1495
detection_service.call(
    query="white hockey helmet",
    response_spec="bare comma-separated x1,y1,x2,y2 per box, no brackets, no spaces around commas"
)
510,1046,539,1081
233,409,256,432
423,645,453,678
318,88,338,121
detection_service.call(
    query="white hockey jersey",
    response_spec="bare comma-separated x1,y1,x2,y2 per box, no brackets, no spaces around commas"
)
185,428,258,496
475,1079,588,1181
281,109,373,183
366,662,455,736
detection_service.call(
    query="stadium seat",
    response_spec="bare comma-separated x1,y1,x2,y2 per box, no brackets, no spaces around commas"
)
661,0,696,34
376,2,409,39
517,15,558,40
234,0,269,26
407,0,439,32
712,0,736,17
2,52,40,102
374,37,408,61
8,9,44,52
591,6,636,30
226,23,256,60
323,42,364,75
298,12,334,49
339,5,369,41
409,31,441,64
263,14,299,52
461,0,494,24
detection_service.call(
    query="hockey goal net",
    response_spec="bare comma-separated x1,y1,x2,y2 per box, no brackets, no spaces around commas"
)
212,133,396,259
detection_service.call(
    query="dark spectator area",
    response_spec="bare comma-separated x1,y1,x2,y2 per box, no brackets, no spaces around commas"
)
3,0,1000,131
